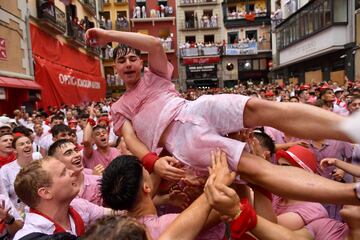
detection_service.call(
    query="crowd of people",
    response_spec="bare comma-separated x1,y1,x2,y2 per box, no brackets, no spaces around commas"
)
0,27,360,239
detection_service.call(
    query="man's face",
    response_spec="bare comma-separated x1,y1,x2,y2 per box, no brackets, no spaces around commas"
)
66,111,73,120
93,128,109,148
34,124,43,136
115,53,143,86
53,131,72,142
34,116,42,124
53,142,83,173
78,118,88,129
348,99,360,114
51,119,64,127
321,90,335,102
14,136,33,158
43,159,80,202
0,135,13,154
0,127,11,135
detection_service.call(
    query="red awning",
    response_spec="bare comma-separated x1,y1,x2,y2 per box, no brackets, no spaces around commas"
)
0,76,42,90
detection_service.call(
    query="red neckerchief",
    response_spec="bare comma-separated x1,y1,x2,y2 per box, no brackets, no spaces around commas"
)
0,152,16,167
30,207,85,236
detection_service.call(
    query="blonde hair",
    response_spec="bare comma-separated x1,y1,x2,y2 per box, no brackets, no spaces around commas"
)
14,157,54,208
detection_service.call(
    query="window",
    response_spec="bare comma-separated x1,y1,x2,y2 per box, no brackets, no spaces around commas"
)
238,60,252,71
204,35,214,43
185,11,195,28
117,11,127,18
185,36,196,43
252,59,259,70
356,0,360,10
158,0,167,7
333,0,347,23
260,59,267,70
276,0,347,50
246,30,257,41
203,10,213,17
228,5,236,13
228,32,238,44
247,4,255,12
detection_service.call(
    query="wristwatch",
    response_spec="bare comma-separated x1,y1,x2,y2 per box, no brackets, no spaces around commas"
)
5,215,15,225
355,182,360,201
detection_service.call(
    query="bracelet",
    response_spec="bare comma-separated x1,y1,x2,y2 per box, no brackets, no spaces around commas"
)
230,198,257,239
87,118,96,127
5,215,15,225
141,152,159,173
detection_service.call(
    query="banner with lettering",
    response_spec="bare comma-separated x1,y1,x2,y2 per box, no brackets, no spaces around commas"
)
34,56,105,107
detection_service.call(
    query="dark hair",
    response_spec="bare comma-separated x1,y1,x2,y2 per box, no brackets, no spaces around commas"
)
12,126,33,138
48,139,74,156
289,96,299,102
51,115,64,123
93,125,107,132
100,155,143,210
319,88,333,99
113,44,141,62
313,99,326,108
51,124,71,137
82,215,148,240
348,94,360,105
78,113,90,120
253,132,275,155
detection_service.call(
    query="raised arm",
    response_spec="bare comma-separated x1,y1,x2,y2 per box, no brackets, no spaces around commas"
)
85,28,169,78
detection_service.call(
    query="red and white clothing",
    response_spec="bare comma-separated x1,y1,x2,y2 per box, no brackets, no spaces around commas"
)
13,197,105,240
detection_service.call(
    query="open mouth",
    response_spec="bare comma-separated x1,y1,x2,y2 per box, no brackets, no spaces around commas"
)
72,158,82,167
100,138,107,143
124,71,136,75
23,148,32,153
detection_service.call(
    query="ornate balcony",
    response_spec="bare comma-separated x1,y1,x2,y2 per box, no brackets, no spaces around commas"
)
79,0,96,15
179,0,218,7
36,0,66,34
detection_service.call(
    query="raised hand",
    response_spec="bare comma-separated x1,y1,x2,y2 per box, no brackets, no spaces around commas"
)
93,164,105,176
153,156,186,181
320,158,337,169
85,28,112,47
208,149,236,186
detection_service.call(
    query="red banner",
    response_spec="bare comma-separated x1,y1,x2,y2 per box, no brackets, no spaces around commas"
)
30,24,105,107
34,56,105,108
183,56,220,65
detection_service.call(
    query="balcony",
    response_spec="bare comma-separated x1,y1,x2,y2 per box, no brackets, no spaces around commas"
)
86,45,101,57
115,18,130,31
179,18,219,31
100,18,112,30
79,0,96,15
179,0,218,7
180,46,221,57
67,22,86,46
222,3,271,28
114,0,128,5
130,17,176,27
36,1,66,34
223,42,258,56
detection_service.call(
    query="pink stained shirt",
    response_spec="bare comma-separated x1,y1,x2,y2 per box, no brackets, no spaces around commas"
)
78,172,102,206
137,214,225,240
304,218,348,240
83,147,120,170
110,63,187,152
272,195,329,225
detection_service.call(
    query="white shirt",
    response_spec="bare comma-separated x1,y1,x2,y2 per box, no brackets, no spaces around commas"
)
0,160,22,210
0,194,22,239
13,198,105,240
39,134,53,152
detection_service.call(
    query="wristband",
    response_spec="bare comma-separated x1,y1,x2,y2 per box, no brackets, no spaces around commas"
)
5,215,15,225
248,183,272,201
87,118,96,127
230,198,257,239
141,152,159,173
